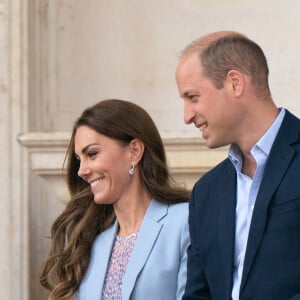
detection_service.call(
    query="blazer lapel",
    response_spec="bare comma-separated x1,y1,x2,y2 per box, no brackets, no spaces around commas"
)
83,221,118,300
217,161,237,298
121,200,166,300
240,111,298,292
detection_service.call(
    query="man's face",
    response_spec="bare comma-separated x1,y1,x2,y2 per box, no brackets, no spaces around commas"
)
175,52,236,149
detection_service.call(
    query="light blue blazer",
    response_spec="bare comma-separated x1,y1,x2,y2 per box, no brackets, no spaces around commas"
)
77,199,190,300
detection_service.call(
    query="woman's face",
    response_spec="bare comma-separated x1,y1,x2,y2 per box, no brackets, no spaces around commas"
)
75,125,133,205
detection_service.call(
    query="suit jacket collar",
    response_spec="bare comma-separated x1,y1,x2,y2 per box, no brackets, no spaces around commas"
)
122,200,167,299
82,199,168,300
82,221,118,300
240,110,300,292
216,160,237,299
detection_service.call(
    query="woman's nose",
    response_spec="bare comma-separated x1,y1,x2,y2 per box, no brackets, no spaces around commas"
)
77,161,91,180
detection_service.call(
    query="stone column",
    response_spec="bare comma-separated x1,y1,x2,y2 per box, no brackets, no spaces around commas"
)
0,0,30,299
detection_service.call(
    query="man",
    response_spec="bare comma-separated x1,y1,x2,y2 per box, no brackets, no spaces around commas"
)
176,31,300,300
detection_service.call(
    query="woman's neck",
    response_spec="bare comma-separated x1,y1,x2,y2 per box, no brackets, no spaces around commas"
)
114,188,151,237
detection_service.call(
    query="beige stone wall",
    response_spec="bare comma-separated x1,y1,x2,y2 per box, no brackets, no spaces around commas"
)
2,0,300,299
28,0,300,135
0,0,30,299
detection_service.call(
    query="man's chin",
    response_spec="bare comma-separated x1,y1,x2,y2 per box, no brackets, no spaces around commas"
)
205,139,227,149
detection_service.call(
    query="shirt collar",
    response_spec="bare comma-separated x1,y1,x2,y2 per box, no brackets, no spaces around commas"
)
228,108,285,168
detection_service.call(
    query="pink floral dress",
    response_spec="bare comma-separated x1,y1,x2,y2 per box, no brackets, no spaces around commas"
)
101,232,138,300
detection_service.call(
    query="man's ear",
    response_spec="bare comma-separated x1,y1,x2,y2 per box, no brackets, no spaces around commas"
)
129,138,145,164
226,69,244,97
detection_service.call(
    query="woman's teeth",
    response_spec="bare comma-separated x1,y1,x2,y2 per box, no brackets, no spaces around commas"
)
91,179,100,187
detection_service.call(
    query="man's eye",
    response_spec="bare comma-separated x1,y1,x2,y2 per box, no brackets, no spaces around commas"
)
188,95,198,101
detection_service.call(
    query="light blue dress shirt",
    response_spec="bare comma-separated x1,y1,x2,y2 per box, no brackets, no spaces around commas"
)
229,108,285,300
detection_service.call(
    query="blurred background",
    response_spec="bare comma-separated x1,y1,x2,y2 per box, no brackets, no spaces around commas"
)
1,0,300,299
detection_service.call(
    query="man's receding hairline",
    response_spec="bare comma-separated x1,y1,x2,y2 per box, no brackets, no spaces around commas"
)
180,31,249,58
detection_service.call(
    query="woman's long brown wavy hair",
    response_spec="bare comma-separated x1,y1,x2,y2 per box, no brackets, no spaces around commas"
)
39,99,190,299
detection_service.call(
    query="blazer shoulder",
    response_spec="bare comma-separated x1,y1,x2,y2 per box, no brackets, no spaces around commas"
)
283,109,300,123
194,158,233,187
168,202,189,213
166,202,189,223
277,109,300,142
147,201,189,240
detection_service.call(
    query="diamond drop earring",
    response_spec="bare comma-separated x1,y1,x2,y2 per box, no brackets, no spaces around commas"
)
128,164,135,176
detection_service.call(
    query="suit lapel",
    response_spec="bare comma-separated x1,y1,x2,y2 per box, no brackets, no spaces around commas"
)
217,161,237,298
84,221,118,300
240,111,298,292
121,200,166,300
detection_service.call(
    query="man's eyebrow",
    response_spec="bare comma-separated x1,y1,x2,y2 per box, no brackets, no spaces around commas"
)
182,91,190,98
182,91,197,98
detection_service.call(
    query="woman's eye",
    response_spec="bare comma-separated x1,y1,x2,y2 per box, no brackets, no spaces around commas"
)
87,151,98,158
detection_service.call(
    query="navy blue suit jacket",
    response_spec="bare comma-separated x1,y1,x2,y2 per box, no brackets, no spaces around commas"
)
183,110,300,300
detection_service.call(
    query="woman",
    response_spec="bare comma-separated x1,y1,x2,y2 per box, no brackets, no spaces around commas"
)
40,99,190,300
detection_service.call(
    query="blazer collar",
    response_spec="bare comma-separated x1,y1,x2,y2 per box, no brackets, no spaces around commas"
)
82,221,118,300
81,199,168,300
216,160,237,298
240,110,299,292
122,199,167,299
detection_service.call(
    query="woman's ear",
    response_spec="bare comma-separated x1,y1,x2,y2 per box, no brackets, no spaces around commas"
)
129,138,145,164
226,69,244,97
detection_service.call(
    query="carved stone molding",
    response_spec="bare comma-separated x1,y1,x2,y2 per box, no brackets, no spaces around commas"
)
18,132,71,203
19,132,228,201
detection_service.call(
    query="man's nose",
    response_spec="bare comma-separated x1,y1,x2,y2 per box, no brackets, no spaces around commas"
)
184,104,195,124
